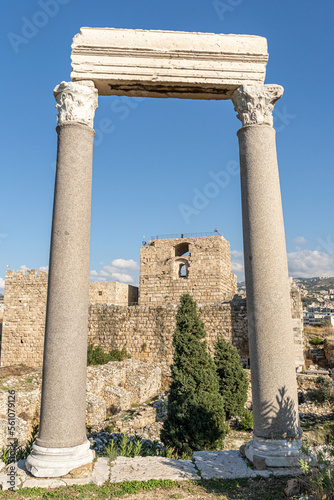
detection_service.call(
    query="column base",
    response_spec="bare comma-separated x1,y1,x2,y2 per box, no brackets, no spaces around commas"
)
26,440,94,478
245,434,303,467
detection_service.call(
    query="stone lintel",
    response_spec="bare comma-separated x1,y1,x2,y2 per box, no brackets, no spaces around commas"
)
71,27,268,100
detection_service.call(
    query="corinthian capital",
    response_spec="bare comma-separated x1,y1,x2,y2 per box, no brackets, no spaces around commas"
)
232,84,284,127
54,81,98,128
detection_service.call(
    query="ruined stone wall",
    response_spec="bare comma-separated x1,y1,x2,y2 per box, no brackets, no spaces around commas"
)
1,270,48,367
140,236,237,305
290,280,305,371
89,282,138,305
1,270,304,370
1,270,138,367
87,294,300,369
88,303,236,366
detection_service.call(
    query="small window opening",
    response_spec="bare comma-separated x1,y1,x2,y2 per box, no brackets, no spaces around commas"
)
175,242,190,257
179,264,187,278
99,291,103,296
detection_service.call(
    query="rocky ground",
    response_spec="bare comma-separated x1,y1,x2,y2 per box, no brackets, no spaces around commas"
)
0,361,333,464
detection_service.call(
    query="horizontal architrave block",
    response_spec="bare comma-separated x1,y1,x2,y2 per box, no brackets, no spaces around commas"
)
71,28,268,100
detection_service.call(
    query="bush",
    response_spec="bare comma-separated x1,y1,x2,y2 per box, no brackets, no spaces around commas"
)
309,336,324,346
300,442,334,500
87,345,130,366
1,424,39,465
307,376,334,405
161,294,226,456
214,336,249,420
237,410,253,431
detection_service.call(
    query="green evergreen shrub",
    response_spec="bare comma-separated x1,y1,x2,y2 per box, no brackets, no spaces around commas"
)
214,336,249,420
87,345,130,366
161,294,226,456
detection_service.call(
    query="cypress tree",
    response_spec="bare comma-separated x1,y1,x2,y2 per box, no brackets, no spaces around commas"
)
161,294,226,456
214,336,249,420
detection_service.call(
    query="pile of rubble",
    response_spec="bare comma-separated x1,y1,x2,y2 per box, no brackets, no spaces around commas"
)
0,360,168,446
86,360,165,430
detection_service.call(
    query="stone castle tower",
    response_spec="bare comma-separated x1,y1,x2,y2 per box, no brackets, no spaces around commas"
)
140,234,237,305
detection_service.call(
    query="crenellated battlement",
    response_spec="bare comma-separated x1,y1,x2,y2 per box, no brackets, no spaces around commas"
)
5,269,48,278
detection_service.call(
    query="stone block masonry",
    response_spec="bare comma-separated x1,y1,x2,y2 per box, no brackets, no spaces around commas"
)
1,263,304,370
140,236,237,306
88,303,237,366
290,279,305,371
1,269,49,367
89,282,138,305
1,270,138,367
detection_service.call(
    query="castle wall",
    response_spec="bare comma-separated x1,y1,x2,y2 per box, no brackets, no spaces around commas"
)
89,282,138,305
88,303,237,366
1,270,138,367
140,236,237,305
290,280,305,371
1,270,304,370
1,270,48,367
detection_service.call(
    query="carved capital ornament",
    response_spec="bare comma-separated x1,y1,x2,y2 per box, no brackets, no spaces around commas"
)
232,84,284,127
54,81,98,128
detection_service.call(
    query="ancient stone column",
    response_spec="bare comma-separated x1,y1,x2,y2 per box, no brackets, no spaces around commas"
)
232,84,302,467
26,81,98,477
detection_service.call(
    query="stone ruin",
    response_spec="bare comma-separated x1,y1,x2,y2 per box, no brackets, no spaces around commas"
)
140,235,237,305
1,234,304,371
0,27,305,476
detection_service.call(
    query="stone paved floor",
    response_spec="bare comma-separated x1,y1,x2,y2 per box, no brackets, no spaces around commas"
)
0,452,301,491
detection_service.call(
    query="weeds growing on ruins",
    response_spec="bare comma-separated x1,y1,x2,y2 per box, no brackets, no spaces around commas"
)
87,344,130,366
161,294,226,455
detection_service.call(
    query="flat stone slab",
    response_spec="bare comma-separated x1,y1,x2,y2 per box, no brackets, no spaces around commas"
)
0,458,110,490
71,27,268,100
109,457,198,482
193,451,302,479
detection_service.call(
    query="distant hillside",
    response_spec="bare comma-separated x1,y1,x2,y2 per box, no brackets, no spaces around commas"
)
293,277,334,293
237,277,334,293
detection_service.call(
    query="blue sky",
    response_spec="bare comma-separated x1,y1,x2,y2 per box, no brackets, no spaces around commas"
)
1,0,334,290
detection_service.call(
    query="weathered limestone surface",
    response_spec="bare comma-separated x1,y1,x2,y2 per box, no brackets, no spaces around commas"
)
88,303,236,366
108,456,198,482
0,457,110,490
89,282,138,305
140,236,237,305
0,361,162,445
193,451,300,479
1,269,48,367
86,360,162,427
71,28,268,99
0,453,301,491
1,271,138,367
290,279,305,370
1,269,303,370
324,337,334,367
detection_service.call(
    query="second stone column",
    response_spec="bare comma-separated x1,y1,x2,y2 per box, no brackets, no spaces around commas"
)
26,81,98,477
232,84,302,467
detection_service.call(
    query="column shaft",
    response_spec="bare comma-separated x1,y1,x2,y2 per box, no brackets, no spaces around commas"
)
37,122,94,448
232,84,302,467
238,124,300,440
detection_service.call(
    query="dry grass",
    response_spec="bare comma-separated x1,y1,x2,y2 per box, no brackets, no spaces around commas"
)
304,325,334,342
0,365,38,381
